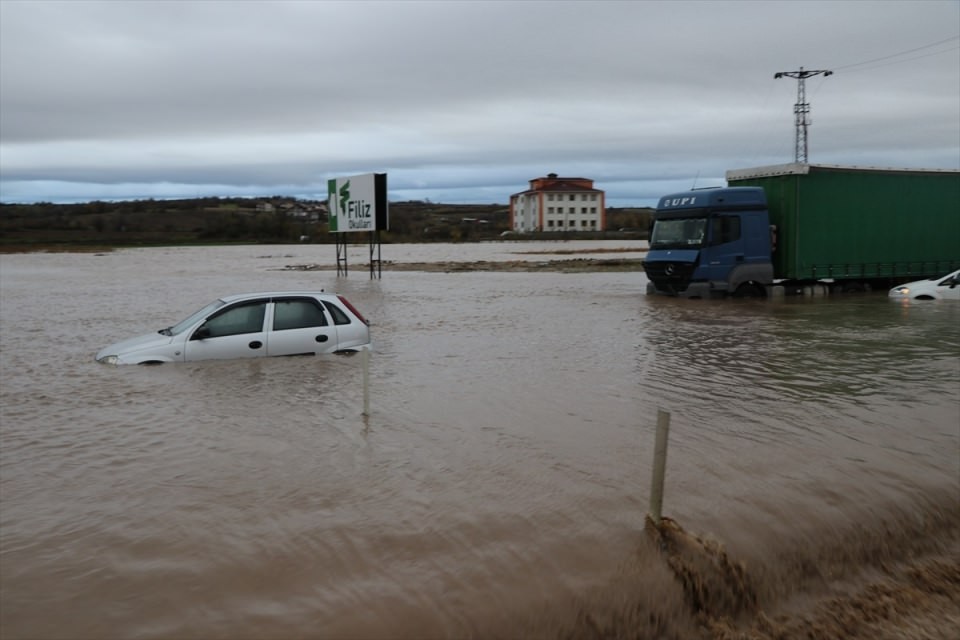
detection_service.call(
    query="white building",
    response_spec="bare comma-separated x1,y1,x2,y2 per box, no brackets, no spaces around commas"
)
509,173,606,232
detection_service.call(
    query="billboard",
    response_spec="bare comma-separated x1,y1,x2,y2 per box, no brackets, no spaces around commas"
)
327,173,389,232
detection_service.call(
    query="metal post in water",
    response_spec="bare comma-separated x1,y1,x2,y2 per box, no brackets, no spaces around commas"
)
362,347,370,417
649,409,671,524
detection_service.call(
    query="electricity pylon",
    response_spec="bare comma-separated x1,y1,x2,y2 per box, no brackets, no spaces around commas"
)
774,67,833,163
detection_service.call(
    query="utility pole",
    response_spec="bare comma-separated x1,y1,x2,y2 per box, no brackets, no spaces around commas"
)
774,67,833,163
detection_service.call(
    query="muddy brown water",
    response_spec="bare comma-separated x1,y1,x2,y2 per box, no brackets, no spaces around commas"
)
1,242,958,639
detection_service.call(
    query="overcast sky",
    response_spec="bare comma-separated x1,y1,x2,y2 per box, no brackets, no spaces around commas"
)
1,0,958,207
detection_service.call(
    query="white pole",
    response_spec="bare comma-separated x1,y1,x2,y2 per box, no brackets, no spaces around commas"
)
361,347,370,417
649,409,670,524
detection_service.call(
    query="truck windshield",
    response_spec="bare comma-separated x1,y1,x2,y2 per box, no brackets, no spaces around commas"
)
650,217,707,249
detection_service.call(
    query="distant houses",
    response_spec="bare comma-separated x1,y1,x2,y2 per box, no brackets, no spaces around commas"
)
509,173,605,232
256,199,328,222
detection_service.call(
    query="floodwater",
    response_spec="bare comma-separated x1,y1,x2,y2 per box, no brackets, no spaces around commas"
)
1,241,958,640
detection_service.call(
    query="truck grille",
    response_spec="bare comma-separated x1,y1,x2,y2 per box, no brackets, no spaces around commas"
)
642,261,696,293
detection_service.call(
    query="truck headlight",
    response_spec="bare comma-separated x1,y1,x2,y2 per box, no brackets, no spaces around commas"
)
97,355,120,365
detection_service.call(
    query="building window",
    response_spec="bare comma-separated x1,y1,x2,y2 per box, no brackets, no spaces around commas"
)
547,220,554,227
547,207,554,214
547,194,554,201
581,207,587,213
569,194,575,201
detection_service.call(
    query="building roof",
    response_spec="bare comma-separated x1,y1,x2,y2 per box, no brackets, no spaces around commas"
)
511,174,603,198
534,179,598,191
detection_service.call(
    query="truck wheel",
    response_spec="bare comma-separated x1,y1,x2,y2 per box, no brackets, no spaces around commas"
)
733,283,766,298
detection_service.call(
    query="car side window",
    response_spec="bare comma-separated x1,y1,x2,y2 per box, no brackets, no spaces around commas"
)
200,302,266,338
273,299,328,330
322,300,351,326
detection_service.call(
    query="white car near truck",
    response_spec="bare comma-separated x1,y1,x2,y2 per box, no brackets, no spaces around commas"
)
888,270,960,301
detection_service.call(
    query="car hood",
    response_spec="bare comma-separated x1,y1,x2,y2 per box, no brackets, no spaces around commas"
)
96,331,175,360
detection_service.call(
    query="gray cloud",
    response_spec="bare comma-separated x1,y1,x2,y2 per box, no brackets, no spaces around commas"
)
1,0,958,206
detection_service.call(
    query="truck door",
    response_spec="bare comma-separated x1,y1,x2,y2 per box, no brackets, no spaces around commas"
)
738,211,772,264
699,214,745,283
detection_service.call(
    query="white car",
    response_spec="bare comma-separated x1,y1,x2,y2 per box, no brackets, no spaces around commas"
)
888,269,960,301
96,291,371,365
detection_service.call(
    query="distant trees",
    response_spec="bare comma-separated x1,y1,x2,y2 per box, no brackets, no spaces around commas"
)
0,197,652,248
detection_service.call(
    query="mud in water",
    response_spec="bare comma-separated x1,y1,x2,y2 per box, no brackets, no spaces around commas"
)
513,506,959,639
1,242,958,639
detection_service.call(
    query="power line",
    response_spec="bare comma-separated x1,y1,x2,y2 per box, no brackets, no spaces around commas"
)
774,68,833,163
833,35,959,71
767,35,957,165
838,45,959,74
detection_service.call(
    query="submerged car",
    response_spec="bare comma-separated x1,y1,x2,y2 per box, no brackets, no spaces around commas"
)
96,291,371,364
888,269,960,301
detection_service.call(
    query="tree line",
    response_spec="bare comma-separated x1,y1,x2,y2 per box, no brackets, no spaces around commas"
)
0,197,652,249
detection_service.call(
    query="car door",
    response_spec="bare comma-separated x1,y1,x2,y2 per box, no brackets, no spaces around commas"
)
266,297,338,356
184,300,269,361
937,272,960,300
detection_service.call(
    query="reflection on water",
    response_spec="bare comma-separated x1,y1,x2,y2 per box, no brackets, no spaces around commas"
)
1,244,958,639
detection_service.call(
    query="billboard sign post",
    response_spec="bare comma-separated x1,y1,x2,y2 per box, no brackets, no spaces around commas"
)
327,173,388,278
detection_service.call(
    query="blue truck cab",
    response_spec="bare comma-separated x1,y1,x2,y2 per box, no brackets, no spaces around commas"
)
642,187,774,298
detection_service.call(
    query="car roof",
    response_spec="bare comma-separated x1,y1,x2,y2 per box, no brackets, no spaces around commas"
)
911,270,960,284
219,291,335,303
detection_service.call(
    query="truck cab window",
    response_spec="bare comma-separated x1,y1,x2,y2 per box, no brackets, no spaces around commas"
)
711,216,741,245
650,217,707,248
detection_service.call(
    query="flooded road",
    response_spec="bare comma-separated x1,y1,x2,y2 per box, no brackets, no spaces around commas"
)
1,242,958,639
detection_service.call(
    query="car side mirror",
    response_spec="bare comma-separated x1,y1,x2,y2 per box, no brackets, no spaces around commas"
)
192,326,211,340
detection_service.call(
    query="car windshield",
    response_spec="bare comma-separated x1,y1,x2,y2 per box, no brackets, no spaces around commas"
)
650,217,707,249
163,299,226,335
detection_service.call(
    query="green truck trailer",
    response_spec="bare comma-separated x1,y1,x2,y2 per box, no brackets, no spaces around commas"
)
643,163,960,297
